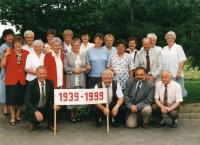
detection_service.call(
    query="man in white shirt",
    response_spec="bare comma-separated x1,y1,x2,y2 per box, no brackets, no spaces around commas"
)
152,70,183,128
22,30,35,53
90,69,126,127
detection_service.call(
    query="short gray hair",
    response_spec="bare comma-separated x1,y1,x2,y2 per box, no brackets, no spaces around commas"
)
147,33,157,40
24,30,35,37
36,65,47,72
71,38,81,46
101,69,114,78
162,70,173,77
33,39,44,48
50,37,62,45
165,31,176,40
142,37,152,44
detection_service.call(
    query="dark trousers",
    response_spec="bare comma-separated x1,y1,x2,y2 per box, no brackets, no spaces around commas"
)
152,104,180,123
30,104,54,127
90,104,126,122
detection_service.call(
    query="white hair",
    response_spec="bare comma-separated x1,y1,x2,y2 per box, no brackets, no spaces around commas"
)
147,33,157,40
50,37,62,45
33,39,44,48
24,30,35,37
101,69,114,78
162,70,173,77
165,31,176,40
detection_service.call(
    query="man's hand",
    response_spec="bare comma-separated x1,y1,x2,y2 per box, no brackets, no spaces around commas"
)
161,106,168,114
111,106,119,117
54,105,60,111
130,105,138,113
34,111,43,122
103,108,110,116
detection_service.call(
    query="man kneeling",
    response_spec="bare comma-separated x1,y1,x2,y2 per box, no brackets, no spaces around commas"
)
24,66,60,131
90,69,126,127
152,70,183,128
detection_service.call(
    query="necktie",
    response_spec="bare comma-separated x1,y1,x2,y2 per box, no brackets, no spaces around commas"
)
41,83,46,107
135,82,141,98
146,51,150,73
163,85,167,106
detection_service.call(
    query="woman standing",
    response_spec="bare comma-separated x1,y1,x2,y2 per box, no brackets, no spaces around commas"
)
43,29,56,54
1,36,29,125
22,30,35,53
64,38,91,123
25,40,45,81
107,39,134,91
86,33,110,88
162,31,187,97
80,29,94,52
125,37,138,63
0,29,15,116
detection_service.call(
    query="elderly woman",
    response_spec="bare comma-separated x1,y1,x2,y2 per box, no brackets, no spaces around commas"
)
162,31,187,97
43,29,56,53
86,33,110,88
0,29,15,116
62,29,73,53
147,33,162,52
22,30,35,53
102,34,117,54
1,36,29,125
44,37,66,123
64,38,91,123
107,39,134,91
80,29,94,52
125,37,138,63
25,40,45,81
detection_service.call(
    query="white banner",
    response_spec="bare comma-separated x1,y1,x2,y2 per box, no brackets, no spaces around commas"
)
54,88,107,105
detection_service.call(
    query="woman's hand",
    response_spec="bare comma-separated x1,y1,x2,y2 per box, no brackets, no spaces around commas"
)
73,68,83,74
4,48,11,56
176,71,181,79
85,64,91,70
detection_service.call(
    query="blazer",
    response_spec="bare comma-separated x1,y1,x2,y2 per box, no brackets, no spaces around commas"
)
64,52,90,88
44,52,66,89
124,78,155,118
134,48,164,82
24,78,54,120
5,49,29,85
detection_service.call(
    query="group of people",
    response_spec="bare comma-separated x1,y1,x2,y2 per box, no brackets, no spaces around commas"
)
0,28,187,132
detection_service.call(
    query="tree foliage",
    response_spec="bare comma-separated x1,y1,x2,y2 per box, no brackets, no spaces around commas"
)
0,0,199,69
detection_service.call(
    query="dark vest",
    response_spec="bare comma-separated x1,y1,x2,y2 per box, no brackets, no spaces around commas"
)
97,80,118,108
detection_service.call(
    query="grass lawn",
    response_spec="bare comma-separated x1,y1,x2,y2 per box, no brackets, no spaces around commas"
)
184,81,200,103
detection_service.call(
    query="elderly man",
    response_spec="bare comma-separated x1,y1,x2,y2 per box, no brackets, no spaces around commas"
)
135,37,164,83
22,30,35,53
152,70,183,128
124,67,155,129
90,69,126,127
147,33,162,51
24,65,60,132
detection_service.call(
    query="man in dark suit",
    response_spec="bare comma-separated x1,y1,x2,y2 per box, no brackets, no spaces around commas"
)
124,67,155,129
24,65,60,132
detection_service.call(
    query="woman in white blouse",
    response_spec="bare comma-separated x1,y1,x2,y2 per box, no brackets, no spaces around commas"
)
64,38,91,123
162,31,187,97
25,40,45,81
80,29,94,52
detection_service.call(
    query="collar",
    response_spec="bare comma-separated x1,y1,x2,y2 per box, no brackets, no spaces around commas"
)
38,80,46,86
71,51,83,55
102,82,112,88
51,50,60,57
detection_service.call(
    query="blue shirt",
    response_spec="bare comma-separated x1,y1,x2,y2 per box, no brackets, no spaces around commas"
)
102,45,118,54
87,47,110,77
0,42,13,60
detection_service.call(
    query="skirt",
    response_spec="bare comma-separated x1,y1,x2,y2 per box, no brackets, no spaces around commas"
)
6,81,26,105
86,76,101,89
172,77,187,97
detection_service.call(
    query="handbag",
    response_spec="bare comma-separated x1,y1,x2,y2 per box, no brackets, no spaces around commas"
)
0,68,6,103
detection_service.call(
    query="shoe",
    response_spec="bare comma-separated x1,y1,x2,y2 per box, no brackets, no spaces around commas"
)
155,121,165,128
3,113,9,116
47,124,58,132
76,117,82,123
95,121,102,127
16,116,23,123
10,118,16,126
69,118,76,123
142,122,149,129
56,118,62,124
29,123,35,131
111,121,118,127
171,120,177,128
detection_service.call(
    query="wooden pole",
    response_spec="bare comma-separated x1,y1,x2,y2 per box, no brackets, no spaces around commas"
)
54,106,56,135
106,87,109,133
